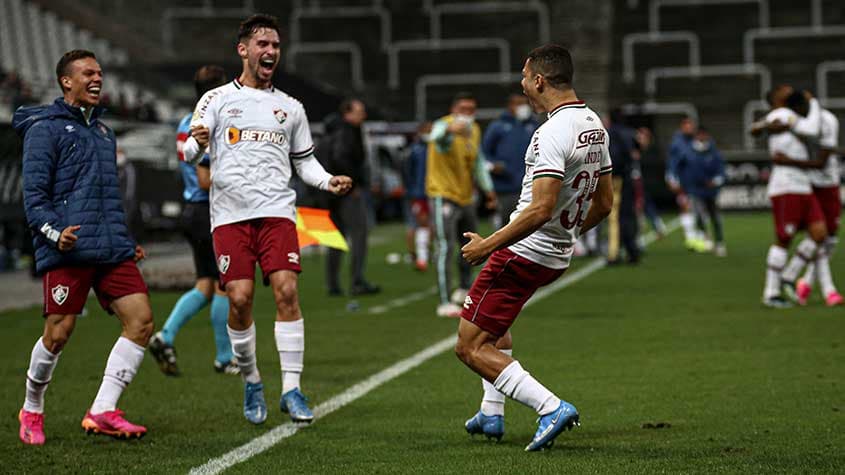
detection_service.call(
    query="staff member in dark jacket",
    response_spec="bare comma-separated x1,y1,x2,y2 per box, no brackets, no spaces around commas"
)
13,50,154,445
481,94,539,229
323,99,380,296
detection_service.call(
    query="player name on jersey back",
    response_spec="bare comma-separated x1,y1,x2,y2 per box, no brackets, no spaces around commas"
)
508,101,612,270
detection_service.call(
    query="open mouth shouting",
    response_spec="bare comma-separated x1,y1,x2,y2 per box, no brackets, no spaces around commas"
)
86,83,102,102
258,56,276,77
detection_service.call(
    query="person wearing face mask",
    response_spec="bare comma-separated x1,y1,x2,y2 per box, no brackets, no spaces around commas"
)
403,121,433,271
684,127,727,257
482,94,540,230
426,92,497,318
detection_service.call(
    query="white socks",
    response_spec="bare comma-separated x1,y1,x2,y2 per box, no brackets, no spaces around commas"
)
782,238,818,283
764,245,788,299
23,338,60,414
228,324,261,384
804,237,838,296
90,337,145,415
680,212,696,240
275,319,304,394
415,227,430,264
480,348,511,417
493,360,560,416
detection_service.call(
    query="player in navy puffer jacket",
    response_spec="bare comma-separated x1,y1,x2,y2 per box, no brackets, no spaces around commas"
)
14,97,136,275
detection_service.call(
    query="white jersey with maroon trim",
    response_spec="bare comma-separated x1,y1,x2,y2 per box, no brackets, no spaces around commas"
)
190,79,316,230
809,109,840,188
765,105,819,197
508,100,612,270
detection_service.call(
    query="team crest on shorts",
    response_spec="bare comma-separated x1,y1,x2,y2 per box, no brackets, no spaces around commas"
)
784,223,796,236
287,252,300,265
218,255,230,274
51,284,69,305
273,109,287,124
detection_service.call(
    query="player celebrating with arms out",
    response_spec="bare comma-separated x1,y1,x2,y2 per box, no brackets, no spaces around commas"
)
182,14,352,424
457,44,613,451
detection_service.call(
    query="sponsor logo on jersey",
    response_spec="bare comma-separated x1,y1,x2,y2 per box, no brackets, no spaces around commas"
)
51,284,69,305
218,255,230,274
65,125,75,133
227,127,288,145
273,108,287,124
463,295,473,309
576,129,606,148
287,252,300,264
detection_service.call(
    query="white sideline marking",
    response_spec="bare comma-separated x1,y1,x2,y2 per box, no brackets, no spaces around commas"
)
190,219,679,475
368,286,437,314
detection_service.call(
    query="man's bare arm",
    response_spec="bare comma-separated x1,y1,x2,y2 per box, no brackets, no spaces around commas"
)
461,177,561,265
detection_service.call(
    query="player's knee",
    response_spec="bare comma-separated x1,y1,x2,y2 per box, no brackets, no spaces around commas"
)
228,289,253,314
125,311,155,344
273,276,299,309
43,317,75,352
454,339,475,365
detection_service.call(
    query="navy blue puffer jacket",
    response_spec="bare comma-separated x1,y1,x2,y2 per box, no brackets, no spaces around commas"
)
13,98,135,274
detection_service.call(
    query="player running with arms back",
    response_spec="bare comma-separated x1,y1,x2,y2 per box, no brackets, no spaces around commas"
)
182,14,352,424
457,44,613,451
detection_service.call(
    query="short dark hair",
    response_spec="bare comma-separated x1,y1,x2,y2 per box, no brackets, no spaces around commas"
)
339,98,363,114
785,90,809,114
56,49,96,91
452,91,476,105
526,44,574,89
194,65,227,99
238,14,281,44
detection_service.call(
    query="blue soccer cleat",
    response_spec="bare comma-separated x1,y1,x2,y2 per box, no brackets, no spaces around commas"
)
525,401,580,452
280,388,314,423
243,381,267,425
465,411,504,441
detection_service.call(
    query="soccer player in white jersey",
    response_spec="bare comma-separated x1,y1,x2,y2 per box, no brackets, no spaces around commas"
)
181,14,352,425
795,106,843,306
457,45,613,451
754,86,828,308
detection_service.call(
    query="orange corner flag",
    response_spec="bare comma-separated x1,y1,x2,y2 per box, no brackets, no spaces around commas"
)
295,207,349,251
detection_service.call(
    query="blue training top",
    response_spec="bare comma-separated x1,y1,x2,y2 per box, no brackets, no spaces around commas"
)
177,113,209,203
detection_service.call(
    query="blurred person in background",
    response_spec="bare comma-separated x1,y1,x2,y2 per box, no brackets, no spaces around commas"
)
426,92,496,317
15,49,154,444
321,98,380,297
482,93,539,229
684,126,727,256
667,116,709,252
403,121,432,271
606,108,641,265
752,86,827,308
634,127,667,237
148,65,238,377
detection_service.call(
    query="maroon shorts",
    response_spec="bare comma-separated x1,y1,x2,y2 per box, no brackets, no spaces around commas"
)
812,186,841,235
770,193,825,244
212,217,301,288
460,248,565,337
411,198,430,218
42,259,148,316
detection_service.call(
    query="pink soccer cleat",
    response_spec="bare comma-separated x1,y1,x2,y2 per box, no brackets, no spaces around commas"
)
795,279,812,306
19,409,45,445
825,291,844,307
81,409,147,439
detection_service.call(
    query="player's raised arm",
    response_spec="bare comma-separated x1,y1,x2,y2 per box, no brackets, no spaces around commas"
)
184,89,220,164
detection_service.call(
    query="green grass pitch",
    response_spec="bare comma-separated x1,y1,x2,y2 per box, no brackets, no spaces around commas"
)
1,213,843,473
